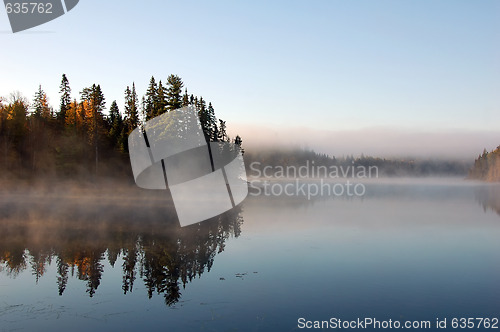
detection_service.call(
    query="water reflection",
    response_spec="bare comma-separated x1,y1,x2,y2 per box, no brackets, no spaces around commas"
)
476,184,500,216
0,188,243,306
248,178,500,215
1,180,499,331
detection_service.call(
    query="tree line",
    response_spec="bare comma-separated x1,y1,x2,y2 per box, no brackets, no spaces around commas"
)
245,148,472,177
0,74,242,180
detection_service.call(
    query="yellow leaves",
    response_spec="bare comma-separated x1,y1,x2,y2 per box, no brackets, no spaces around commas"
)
65,100,88,127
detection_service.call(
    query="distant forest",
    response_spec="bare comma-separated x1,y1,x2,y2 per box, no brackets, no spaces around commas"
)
245,149,471,177
0,74,242,181
468,146,500,182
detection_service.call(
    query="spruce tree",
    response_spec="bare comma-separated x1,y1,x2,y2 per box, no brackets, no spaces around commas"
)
166,74,183,111
108,100,123,149
140,96,146,125
156,80,167,116
234,135,244,155
197,97,209,139
218,119,228,142
145,76,157,120
124,83,139,135
182,88,189,107
32,85,51,119
58,74,71,123
207,102,218,141
80,84,105,176
108,100,120,126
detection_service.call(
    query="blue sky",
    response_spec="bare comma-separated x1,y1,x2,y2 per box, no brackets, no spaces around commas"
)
1,1,499,156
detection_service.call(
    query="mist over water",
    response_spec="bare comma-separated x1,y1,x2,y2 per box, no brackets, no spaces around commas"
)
229,124,500,159
0,177,499,331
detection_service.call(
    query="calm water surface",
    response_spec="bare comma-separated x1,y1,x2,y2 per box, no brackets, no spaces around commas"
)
1,178,499,331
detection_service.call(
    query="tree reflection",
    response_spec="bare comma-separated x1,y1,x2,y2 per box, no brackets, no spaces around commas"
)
475,184,500,216
0,189,243,305
139,209,243,305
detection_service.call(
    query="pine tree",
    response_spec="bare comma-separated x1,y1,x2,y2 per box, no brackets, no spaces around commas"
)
234,135,244,155
80,84,106,176
108,100,119,126
124,83,139,135
207,102,218,141
156,80,167,116
182,88,189,107
218,119,228,142
32,85,51,119
30,86,52,173
197,97,209,140
58,74,71,123
108,100,124,149
81,84,106,115
212,119,219,142
145,76,157,120
165,74,183,111
140,96,146,125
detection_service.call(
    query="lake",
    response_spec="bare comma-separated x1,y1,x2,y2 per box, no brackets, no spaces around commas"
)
1,178,499,331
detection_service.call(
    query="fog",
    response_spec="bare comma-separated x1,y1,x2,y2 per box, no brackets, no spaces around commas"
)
0,178,244,304
241,178,500,234
229,123,500,159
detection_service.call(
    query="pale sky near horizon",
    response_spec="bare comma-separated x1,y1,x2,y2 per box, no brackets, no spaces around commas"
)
1,1,499,157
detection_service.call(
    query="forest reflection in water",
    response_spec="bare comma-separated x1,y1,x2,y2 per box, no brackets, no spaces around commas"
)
476,183,500,216
1,179,500,310
0,184,243,306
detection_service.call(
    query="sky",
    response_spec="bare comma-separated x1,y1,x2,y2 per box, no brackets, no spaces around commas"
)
1,0,499,158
